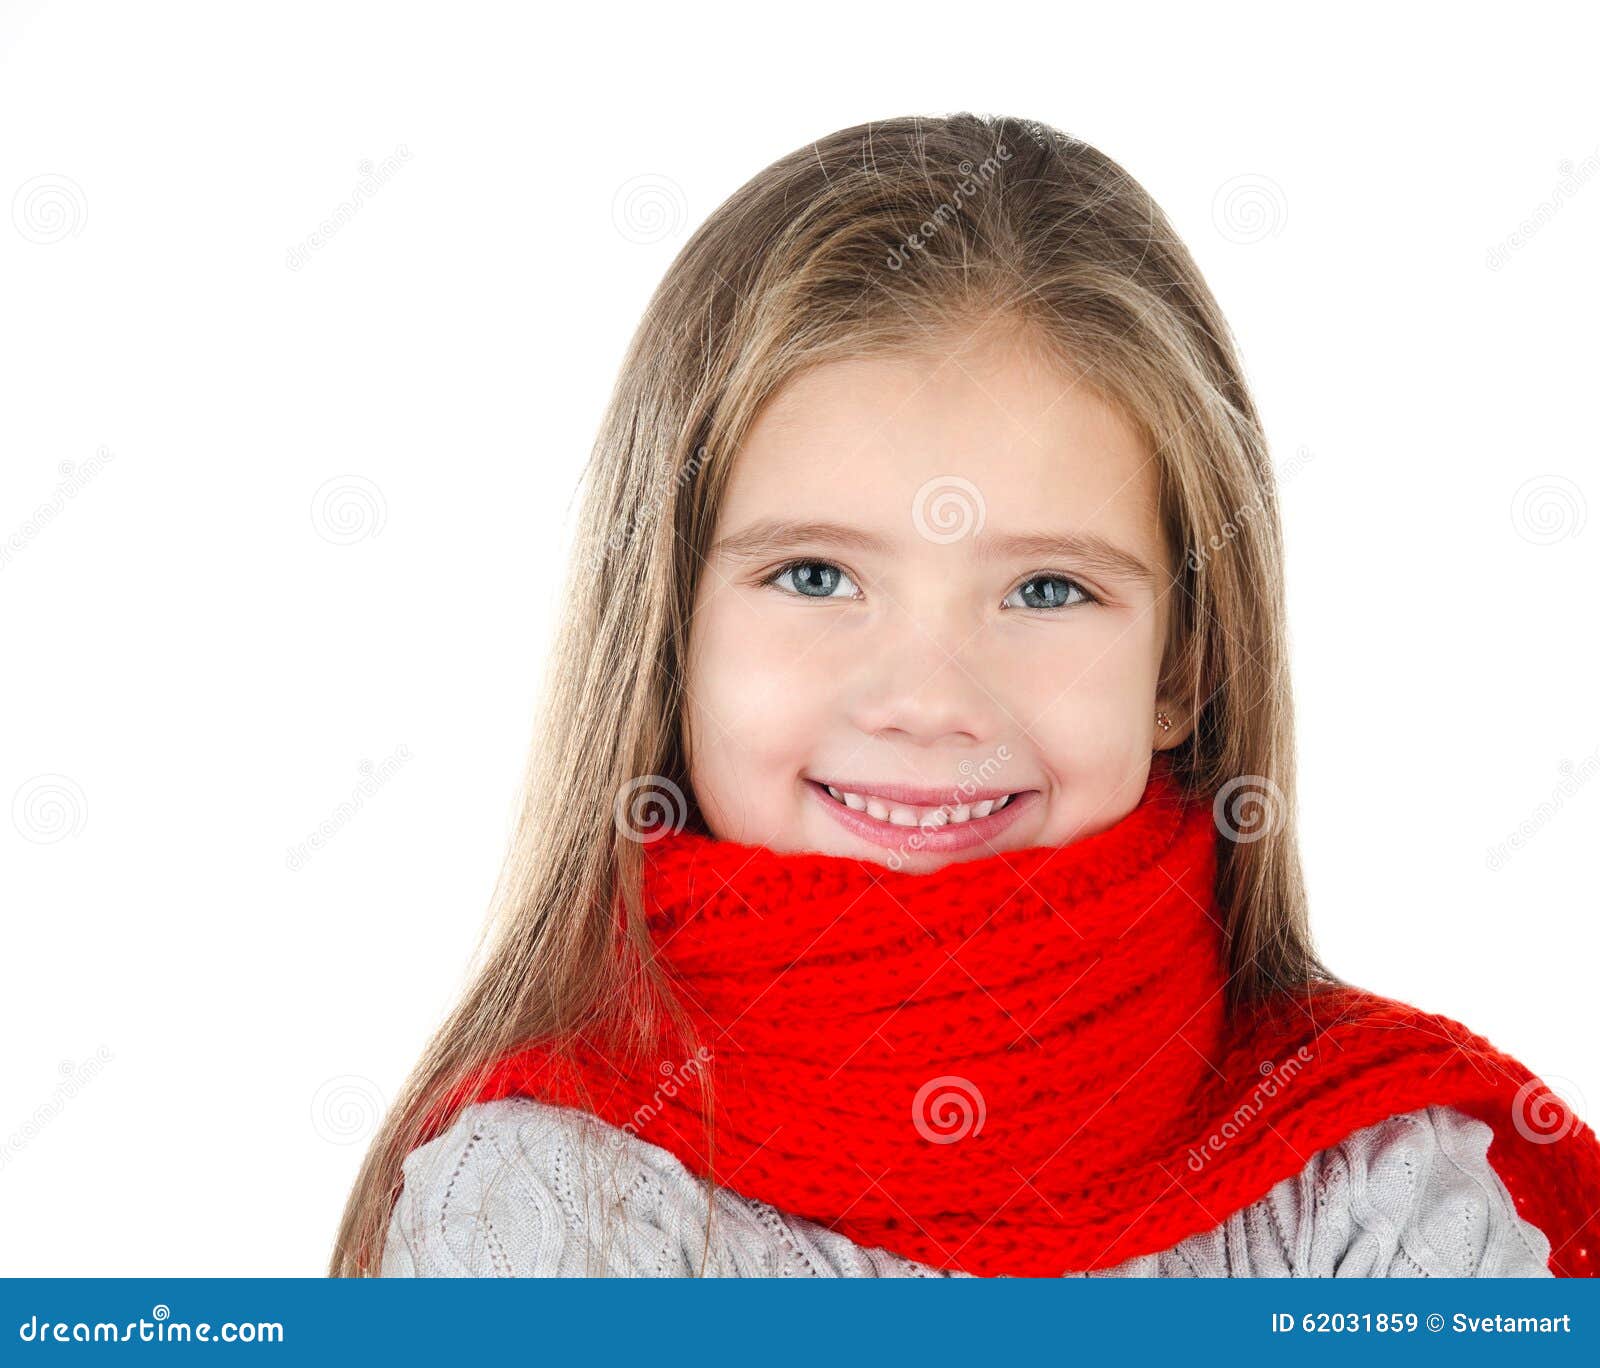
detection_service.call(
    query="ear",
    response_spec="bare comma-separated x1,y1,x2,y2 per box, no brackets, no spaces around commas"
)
1153,699,1193,751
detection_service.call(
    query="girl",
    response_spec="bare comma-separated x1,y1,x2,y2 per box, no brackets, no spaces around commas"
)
332,113,1600,1278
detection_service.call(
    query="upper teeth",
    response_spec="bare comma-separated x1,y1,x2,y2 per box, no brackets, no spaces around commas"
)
822,785,1014,826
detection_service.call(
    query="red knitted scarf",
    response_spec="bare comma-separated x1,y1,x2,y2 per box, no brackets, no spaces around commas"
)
449,761,1600,1277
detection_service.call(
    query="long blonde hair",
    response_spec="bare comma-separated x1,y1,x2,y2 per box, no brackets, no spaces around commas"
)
330,112,1343,1276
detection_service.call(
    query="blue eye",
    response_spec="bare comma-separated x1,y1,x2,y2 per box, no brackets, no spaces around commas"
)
1004,574,1097,610
765,559,860,599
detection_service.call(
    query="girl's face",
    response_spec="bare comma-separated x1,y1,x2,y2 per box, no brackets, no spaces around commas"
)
683,322,1184,870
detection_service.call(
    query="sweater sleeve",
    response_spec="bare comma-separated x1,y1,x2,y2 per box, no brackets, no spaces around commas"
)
1090,1104,1556,1278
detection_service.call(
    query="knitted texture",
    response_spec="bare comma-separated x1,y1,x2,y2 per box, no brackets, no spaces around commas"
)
448,760,1600,1278
385,1099,1557,1277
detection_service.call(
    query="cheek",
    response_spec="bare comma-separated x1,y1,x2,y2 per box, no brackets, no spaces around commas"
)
690,597,833,728
684,594,838,782
1013,618,1165,759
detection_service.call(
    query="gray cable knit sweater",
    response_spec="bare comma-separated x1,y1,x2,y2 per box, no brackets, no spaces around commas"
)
379,1098,1556,1277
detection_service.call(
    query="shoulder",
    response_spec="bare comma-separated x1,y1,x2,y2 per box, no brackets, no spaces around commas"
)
1095,1104,1555,1277
381,1096,693,1276
380,1096,912,1277
1309,1104,1554,1276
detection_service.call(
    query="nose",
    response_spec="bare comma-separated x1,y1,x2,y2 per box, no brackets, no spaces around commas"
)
844,609,1004,748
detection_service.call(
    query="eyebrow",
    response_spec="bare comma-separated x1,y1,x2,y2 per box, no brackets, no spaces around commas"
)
709,517,1160,586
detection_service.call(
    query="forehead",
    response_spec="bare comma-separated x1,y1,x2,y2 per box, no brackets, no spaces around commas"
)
723,329,1160,549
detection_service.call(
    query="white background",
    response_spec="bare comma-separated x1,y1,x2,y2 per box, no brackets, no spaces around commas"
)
2,0,1596,1275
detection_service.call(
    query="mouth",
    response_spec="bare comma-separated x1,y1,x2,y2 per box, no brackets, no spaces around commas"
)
802,776,1039,853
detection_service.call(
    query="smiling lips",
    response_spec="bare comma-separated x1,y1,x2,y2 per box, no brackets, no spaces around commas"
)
804,777,1038,853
